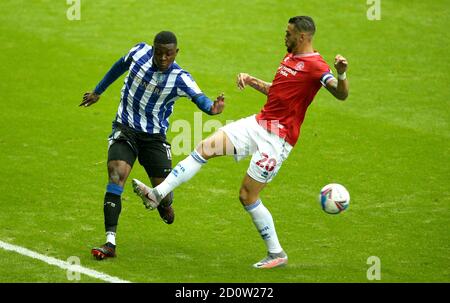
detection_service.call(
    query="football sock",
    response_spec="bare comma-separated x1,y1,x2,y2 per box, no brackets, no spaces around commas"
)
245,199,283,254
106,231,116,246
104,184,123,243
156,150,207,199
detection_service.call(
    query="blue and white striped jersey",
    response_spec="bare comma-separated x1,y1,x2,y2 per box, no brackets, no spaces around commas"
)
116,42,203,135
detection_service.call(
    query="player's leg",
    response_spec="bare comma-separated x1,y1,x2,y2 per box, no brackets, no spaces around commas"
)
133,130,235,206
157,130,235,197
104,158,133,240
241,121,293,268
137,139,175,224
151,177,174,224
133,135,176,224
196,129,236,160
92,126,138,260
92,158,133,260
239,173,287,269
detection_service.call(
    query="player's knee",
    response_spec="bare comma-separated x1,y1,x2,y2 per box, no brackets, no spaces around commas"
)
195,141,212,160
108,171,125,185
239,186,260,206
107,164,127,186
196,134,226,160
239,187,251,205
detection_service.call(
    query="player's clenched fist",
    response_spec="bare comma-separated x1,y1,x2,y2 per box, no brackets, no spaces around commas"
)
334,55,348,74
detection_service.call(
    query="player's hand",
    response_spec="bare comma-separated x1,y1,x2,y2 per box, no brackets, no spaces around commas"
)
334,55,348,74
80,91,100,107
237,73,251,90
210,93,225,115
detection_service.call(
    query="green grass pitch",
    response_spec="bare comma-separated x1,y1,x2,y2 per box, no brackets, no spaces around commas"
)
0,0,448,282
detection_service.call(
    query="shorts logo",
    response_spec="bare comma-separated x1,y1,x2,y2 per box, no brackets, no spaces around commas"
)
163,143,172,160
112,130,121,140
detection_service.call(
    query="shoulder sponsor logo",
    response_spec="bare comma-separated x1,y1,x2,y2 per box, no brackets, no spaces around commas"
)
278,65,297,77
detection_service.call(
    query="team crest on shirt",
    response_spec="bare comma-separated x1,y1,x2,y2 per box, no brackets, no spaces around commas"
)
295,62,304,70
154,73,167,86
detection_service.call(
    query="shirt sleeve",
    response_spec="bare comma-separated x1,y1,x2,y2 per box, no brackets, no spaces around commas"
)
93,56,131,95
176,72,203,99
192,94,214,114
93,43,147,95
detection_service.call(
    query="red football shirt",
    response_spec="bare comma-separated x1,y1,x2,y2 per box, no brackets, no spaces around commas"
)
256,52,334,146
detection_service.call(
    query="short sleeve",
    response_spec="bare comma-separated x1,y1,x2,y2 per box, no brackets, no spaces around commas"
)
176,72,203,99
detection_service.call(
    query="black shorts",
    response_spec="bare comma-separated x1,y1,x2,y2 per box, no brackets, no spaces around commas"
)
107,122,172,178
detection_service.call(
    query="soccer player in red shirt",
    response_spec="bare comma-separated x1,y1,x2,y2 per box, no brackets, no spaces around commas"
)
132,16,349,268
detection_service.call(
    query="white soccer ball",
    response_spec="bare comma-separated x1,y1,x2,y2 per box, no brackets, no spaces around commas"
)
319,183,350,214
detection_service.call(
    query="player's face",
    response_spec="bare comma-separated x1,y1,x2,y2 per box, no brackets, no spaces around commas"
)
285,24,299,53
153,43,178,71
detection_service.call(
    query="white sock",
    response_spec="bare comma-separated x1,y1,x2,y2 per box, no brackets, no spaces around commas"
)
156,150,207,199
106,231,116,246
245,199,283,254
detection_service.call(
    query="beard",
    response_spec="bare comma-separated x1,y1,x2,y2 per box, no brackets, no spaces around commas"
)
286,40,295,53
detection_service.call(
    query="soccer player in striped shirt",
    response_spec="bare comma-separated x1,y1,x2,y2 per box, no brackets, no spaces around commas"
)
80,31,225,260
132,16,349,268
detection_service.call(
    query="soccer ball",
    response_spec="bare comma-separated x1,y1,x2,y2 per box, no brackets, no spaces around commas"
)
319,183,350,214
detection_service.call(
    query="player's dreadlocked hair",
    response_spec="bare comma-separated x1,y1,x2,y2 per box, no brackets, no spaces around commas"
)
154,31,177,45
288,16,316,35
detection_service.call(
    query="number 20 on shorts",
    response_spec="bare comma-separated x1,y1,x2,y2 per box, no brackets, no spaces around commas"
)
255,152,277,172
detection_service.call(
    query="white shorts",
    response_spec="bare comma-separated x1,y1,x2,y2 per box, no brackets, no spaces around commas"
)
219,115,293,183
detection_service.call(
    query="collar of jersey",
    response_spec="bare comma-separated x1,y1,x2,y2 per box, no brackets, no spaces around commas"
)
292,52,320,58
149,60,174,73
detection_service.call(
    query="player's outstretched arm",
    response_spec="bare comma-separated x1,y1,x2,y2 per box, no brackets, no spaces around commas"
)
79,56,131,107
237,73,271,96
325,54,349,101
192,93,225,115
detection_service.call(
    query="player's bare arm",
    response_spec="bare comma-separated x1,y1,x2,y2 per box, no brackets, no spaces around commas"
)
80,91,100,107
237,73,272,95
325,54,349,101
